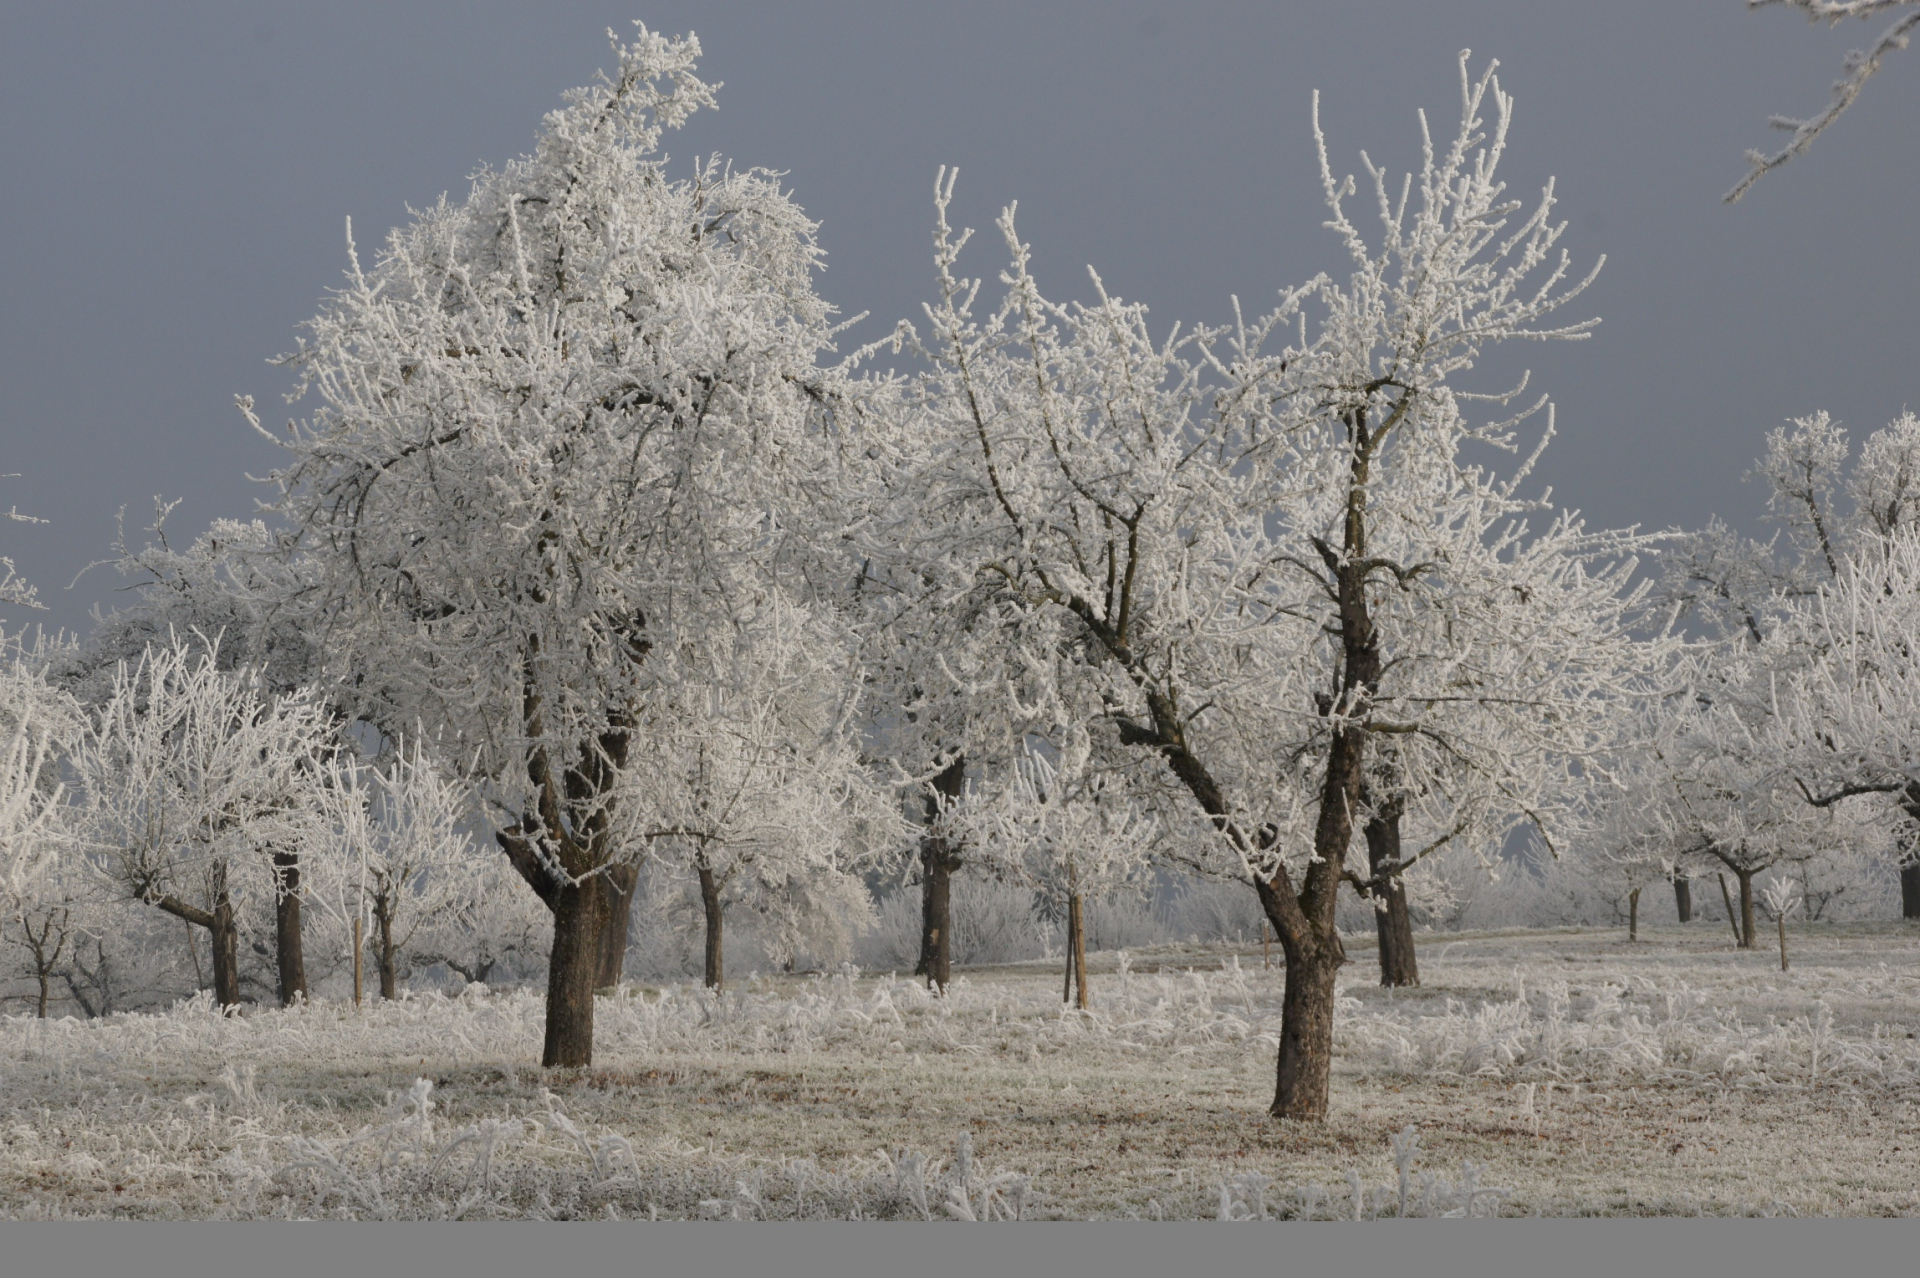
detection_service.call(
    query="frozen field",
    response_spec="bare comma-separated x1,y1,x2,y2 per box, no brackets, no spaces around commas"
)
5,922,1920,1219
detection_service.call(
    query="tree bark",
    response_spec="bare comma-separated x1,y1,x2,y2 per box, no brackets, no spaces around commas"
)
209,894,241,1010
374,890,399,1001
1903,863,1920,920
541,871,610,1068
1736,869,1756,948
156,881,242,1011
1717,873,1743,947
1629,886,1641,942
595,861,639,990
1270,940,1340,1121
1672,873,1692,923
272,850,307,1007
916,756,966,992
699,865,725,990
1364,804,1419,987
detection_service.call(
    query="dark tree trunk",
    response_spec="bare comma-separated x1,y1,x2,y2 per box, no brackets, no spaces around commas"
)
272,850,307,1007
1629,886,1641,942
209,894,241,1011
541,872,610,1068
1736,869,1756,949
156,881,241,1012
1363,805,1419,987
374,892,399,1001
1672,874,1692,923
1717,873,1743,947
915,756,966,992
595,861,639,990
495,635,640,1069
1271,940,1341,1120
1903,863,1920,920
35,971,50,1019
699,866,725,990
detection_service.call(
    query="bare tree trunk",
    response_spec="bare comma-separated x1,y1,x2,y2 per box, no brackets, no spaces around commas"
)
273,849,307,1007
699,866,724,990
916,756,966,992
374,891,399,1001
156,884,241,1011
1672,873,1692,923
35,970,50,1018
1737,869,1756,949
1717,873,1743,947
1270,934,1340,1120
209,893,241,1011
1629,886,1641,942
1062,896,1075,1004
595,861,639,990
1777,910,1790,971
1363,804,1419,987
1903,863,1920,920
542,872,609,1068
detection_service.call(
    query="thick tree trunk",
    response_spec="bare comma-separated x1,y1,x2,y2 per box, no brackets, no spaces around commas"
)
1672,874,1692,923
595,861,639,990
209,894,241,1011
699,866,725,990
1737,869,1756,949
1271,946,1341,1120
35,971,49,1019
273,850,307,1007
1629,886,1641,942
916,756,967,992
541,872,609,1068
158,885,241,1011
1903,863,1920,920
375,894,399,1001
1364,806,1419,987
1717,873,1743,947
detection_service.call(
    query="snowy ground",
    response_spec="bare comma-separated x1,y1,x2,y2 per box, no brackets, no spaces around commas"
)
5,921,1920,1219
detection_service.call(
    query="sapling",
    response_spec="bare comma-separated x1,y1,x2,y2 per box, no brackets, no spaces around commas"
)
1762,874,1802,971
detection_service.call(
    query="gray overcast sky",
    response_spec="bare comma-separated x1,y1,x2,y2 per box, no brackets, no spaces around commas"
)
3,2,1916,640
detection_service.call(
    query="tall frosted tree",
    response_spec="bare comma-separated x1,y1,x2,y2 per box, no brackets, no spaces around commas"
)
257,27,858,1065
882,55,1665,1118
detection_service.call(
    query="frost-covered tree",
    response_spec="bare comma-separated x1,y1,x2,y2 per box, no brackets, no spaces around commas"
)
880,56,1663,1118
74,636,332,1009
254,27,860,1063
1660,412,1920,915
1728,1,1920,201
0,636,87,1016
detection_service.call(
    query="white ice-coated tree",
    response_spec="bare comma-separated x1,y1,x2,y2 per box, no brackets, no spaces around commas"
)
1754,528,1920,915
1655,412,1920,916
1728,1,1920,201
252,26,862,1064
305,738,484,1002
874,54,1668,1119
0,635,90,1016
73,635,333,1009
631,599,902,989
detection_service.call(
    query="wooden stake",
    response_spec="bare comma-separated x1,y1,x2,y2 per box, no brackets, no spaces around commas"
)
1778,912,1789,972
1263,924,1271,970
353,914,363,1009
